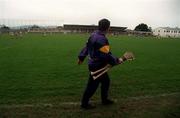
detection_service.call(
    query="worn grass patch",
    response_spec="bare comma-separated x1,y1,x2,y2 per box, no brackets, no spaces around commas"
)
0,93,179,118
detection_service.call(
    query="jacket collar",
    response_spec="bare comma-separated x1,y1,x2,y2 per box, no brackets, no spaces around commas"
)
96,30,106,36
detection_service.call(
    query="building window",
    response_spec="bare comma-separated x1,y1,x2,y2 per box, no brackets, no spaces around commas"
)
179,31,180,33
164,30,166,32
171,31,173,33
158,30,160,32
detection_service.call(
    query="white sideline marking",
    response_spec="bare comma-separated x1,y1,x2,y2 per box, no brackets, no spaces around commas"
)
0,92,179,109
129,92,180,100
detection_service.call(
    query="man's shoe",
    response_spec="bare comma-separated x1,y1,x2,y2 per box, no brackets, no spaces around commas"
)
81,104,96,110
102,99,114,105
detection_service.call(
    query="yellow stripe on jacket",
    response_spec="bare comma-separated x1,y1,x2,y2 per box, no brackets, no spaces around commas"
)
99,45,110,53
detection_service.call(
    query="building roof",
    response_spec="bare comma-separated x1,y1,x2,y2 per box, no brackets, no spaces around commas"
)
159,27,180,31
63,24,127,31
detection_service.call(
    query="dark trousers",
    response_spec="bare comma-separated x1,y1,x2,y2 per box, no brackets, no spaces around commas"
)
81,72,110,106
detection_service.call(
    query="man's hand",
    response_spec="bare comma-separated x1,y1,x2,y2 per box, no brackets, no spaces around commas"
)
78,59,83,65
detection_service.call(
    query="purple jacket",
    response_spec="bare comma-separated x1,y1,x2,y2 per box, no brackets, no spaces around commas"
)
78,30,120,70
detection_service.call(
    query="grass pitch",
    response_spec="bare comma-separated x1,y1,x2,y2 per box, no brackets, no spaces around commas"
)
0,33,180,118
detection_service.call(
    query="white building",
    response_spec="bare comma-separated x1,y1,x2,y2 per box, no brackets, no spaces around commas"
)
153,27,180,38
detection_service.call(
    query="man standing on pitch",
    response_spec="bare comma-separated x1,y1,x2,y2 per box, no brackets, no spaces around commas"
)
78,19,127,109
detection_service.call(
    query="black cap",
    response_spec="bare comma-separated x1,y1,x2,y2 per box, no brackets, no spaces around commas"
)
98,19,110,31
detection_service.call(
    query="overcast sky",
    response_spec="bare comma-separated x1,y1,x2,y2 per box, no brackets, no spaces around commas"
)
0,0,179,29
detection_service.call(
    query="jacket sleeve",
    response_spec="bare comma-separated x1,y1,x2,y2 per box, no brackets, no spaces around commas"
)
78,42,88,62
97,38,122,66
